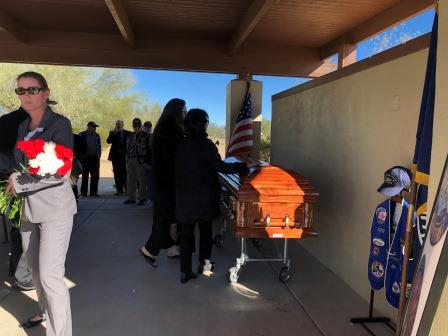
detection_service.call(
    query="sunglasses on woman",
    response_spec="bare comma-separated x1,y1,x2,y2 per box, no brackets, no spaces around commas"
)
15,87,44,95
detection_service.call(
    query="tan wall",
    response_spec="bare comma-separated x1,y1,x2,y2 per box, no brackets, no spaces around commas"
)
271,48,430,319
428,1,448,335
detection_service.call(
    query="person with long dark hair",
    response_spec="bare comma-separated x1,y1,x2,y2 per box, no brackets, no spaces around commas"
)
174,109,247,283
6,71,76,335
139,98,186,266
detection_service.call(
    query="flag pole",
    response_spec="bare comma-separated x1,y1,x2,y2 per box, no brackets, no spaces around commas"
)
396,172,417,334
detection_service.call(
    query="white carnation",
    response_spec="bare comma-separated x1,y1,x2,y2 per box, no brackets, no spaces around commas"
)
28,142,65,176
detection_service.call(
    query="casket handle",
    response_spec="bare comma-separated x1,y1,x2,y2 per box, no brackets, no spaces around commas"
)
265,214,271,227
284,214,290,228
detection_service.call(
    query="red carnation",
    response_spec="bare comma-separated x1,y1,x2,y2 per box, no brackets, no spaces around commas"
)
28,167,40,175
17,139,45,159
55,144,74,176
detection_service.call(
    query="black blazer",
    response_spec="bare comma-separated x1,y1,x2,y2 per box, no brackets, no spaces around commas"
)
106,129,131,161
0,107,28,178
174,136,246,224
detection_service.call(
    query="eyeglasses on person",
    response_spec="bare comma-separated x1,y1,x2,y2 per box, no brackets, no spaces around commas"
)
15,87,44,95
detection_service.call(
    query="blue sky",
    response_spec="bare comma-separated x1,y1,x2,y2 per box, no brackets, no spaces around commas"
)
132,9,435,126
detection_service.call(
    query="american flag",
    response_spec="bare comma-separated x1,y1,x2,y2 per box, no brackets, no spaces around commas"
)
227,92,253,156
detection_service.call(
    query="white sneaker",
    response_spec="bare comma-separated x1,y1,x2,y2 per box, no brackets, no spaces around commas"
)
166,245,180,258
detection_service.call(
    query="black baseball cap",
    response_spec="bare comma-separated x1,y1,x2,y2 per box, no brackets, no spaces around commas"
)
377,166,412,197
87,121,99,128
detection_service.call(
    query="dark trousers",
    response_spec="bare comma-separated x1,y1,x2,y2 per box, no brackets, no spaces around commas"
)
9,226,22,276
180,221,212,274
112,157,127,193
145,210,177,256
144,167,153,201
81,155,100,196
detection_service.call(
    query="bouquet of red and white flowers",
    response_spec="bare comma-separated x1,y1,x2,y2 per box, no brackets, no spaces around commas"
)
0,138,73,227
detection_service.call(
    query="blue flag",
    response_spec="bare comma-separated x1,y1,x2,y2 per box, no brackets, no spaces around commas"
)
412,14,438,253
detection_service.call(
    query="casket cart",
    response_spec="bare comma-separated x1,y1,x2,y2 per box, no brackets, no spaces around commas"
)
218,157,319,283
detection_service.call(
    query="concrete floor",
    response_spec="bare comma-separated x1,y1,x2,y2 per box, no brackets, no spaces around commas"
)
0,181,395,336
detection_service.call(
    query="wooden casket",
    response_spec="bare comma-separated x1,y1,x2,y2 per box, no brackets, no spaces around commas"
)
219,157,319,239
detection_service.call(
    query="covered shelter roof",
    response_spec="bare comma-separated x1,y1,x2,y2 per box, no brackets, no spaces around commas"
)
0,0,434,77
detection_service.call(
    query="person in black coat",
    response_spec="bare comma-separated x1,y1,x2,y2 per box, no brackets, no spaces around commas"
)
140,98,186,266
71,133,86,200
0,107,31,287
175,109,247,283
106,120,131,195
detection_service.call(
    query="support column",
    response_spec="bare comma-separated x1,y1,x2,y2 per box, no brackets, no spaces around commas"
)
226,74,262,159
337,43,357,69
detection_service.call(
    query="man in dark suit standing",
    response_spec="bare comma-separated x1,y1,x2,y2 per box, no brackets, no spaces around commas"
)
0,107,34,290
79,121,101,196
107,120,131,195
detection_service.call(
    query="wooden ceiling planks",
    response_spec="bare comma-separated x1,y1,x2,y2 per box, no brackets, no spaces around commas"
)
0,0,434,76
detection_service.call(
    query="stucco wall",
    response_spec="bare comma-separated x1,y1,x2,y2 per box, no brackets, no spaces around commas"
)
271,47,430,319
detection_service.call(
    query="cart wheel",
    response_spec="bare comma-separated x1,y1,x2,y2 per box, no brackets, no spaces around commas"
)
279,266,291,282
213,234,224,248
252,238,262,248
228,267,239,284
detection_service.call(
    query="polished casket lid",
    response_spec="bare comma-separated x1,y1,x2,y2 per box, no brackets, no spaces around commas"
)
219,156,319,203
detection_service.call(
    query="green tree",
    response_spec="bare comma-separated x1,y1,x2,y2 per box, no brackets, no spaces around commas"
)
260,119,271,162
0,63,161,145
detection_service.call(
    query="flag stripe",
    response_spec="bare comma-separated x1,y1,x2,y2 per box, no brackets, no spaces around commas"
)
228,132,253,148
228,146,253,156
228,140,253,153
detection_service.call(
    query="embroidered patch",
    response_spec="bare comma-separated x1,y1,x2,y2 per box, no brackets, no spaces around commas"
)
377,227,386,234
372,246,380,256
371,261,385,278
373,238,385,247
376,207,387,224
392,282,401,294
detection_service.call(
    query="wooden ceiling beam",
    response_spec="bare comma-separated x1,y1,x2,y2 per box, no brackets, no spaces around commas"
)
0,30,335,78
104,0,135,47
320,0,434,60
228,0,276,55
0,8,26,42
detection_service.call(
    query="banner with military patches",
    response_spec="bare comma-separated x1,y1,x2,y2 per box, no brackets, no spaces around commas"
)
384,199,413,308
368,199,390,290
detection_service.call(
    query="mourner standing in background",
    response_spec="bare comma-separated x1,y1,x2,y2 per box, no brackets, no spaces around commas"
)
107,120,131,196
124,118,150,205
174,109,247,283
71,133,86,200
140,98,186,266
0,107,34,291
6,71,76,335
79,121,101,197
143,120,153,207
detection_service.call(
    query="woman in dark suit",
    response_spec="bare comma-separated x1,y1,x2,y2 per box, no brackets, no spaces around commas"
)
174,109,247,283
6,71,76,335
140,98,186,266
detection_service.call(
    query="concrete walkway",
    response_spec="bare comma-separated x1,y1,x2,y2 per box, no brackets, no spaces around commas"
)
0,182,395,336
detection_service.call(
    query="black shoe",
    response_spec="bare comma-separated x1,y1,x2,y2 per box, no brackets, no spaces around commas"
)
115,192,124,196
181,272,198,284
90,193,99,197
139,248,157,267
124,199,136,204
138,200,146,206
14,278,35,291
80,194,87,198
20,316,45,329
198,260,216,274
